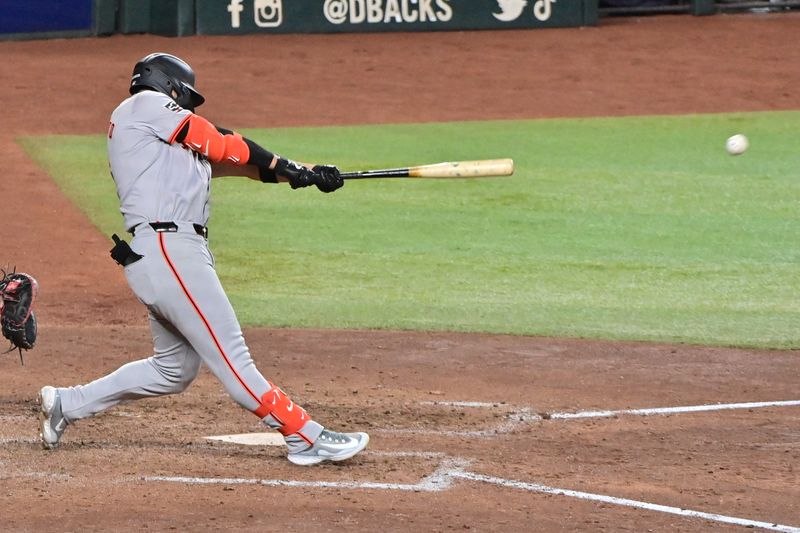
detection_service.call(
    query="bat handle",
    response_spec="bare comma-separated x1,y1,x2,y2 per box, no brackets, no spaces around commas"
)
341,168,409,179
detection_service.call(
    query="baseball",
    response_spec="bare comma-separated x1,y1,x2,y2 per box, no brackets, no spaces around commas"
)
725,134,749,156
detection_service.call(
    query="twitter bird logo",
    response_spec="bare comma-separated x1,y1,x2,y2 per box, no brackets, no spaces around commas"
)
493,0,527,21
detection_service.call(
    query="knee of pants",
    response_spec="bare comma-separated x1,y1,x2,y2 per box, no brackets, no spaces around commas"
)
150,353,201,393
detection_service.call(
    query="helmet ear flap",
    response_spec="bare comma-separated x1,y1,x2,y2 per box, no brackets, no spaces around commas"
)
173,84,195,111
164,79,180,101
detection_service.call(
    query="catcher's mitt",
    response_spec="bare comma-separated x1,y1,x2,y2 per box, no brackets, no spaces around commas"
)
0,271,38,363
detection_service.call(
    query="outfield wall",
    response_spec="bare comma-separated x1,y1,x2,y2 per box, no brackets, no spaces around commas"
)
0,0,116,39
0,0,797,40
195,0,598,34
0,0,597,39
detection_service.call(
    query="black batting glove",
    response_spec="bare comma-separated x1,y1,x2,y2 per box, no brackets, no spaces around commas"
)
275,158,315,190
312,165,343,193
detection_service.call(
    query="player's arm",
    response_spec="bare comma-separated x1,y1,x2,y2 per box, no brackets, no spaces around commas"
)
208,125,287,183
172,115,342,192
210,162,283,182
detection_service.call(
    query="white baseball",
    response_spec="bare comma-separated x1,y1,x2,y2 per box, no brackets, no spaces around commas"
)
725,134,749,156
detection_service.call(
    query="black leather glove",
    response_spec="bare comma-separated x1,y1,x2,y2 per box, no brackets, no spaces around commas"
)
275,158,316,190
312,165,343,193
275,159,343,193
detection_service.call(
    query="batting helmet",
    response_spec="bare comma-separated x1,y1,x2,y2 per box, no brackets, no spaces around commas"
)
129,53,205,111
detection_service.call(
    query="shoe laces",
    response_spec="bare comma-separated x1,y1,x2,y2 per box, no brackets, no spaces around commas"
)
319,430,350,444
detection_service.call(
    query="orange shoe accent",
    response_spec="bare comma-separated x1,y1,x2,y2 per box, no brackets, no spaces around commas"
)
255,383,310,437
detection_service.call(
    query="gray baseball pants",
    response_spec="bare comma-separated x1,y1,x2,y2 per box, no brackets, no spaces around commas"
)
57,223,323,449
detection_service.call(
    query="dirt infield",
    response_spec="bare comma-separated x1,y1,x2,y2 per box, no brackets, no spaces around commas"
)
1,13,799,532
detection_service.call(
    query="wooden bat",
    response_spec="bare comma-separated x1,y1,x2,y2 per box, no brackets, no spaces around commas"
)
340,158,514,180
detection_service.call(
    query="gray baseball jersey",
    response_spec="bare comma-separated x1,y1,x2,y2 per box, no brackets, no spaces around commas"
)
55,90,323,452
108,90,211,231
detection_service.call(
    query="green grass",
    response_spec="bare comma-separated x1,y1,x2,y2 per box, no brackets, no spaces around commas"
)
19,111,800,348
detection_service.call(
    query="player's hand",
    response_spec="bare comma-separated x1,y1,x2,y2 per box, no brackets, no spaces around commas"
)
312,165,343,193
275,158,314,189
287,167,315,189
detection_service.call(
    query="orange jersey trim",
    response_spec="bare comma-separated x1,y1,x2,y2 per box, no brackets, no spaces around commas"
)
168,114,192,145
157,232,310,438
157,233,263,412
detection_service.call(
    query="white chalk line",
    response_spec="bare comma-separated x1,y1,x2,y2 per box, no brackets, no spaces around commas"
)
548,399,800,420
386,399,800,437
143,459,800,532
6,398,799,531
421,401,500,408
368,450,446,458
143,457,469,493
205,432,285,446
0,471,72,481
452,471,800,533
0,436,40,445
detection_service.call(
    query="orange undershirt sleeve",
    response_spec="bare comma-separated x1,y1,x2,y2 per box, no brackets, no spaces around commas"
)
179,114,250,165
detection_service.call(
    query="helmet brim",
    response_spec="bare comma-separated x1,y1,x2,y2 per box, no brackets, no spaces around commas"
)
184,83,205,109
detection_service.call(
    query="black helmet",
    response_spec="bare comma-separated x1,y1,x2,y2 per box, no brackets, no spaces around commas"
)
129,53,205,111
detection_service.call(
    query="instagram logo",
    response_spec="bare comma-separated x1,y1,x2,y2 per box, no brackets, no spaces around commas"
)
254,0,282,27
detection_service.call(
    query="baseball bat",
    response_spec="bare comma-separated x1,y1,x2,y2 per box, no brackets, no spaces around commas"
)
340,158,514,180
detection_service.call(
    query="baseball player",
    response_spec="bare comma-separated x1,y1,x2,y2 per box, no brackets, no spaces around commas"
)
38,53,368,466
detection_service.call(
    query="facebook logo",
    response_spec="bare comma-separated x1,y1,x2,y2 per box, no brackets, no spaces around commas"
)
227,0,244,28
227,0,283,29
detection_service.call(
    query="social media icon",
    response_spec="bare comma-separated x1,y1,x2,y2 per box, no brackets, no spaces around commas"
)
493,0,527,22
254,0,283,28
228,0,244,28
533,0,556,21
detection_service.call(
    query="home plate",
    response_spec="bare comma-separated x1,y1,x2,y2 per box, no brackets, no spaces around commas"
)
205,432,284,446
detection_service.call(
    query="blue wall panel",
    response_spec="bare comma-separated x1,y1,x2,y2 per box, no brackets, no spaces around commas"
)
0,0,94,34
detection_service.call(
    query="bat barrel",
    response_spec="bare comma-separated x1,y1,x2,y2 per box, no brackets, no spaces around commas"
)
341,158,514,180
410,158,514,178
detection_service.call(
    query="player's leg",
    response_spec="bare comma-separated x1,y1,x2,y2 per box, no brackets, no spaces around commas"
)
151,230,368,464
150,231,321,442
39,311,201,448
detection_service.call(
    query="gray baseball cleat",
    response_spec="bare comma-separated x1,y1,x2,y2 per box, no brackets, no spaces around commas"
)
287,429,369,466
38,386,68,450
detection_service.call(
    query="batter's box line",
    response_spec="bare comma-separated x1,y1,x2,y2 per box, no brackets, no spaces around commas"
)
141,457,800,533
376,399,800,437
142,457,469,493
0,436,40,445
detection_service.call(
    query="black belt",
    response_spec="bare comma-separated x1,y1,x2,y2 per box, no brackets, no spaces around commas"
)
128,222,208,239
